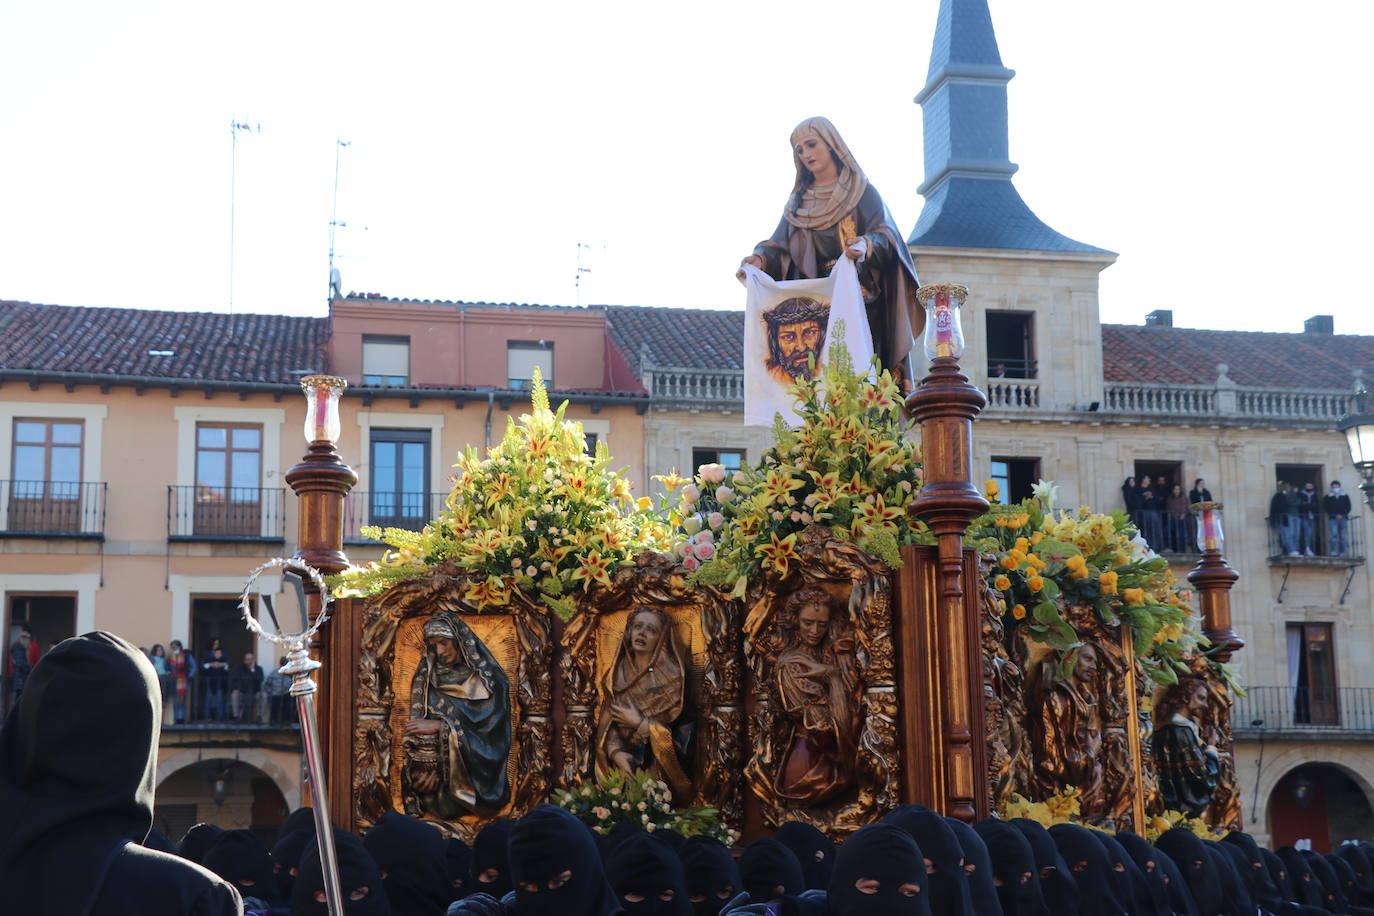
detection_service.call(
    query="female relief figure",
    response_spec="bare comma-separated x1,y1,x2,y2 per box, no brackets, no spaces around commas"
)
741,117,922,386
595,607,694,800
774,587,861,807
405,612,512,817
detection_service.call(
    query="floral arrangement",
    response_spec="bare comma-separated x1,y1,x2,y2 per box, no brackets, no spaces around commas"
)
1144,808,1224,842
999,787,1111,831
684,337,931,596
331,371,670,618
552,769,737,845
968,481,1206,686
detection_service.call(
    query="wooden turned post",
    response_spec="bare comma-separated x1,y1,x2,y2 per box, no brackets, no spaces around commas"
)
1188,550,1242,663
906,287,989,822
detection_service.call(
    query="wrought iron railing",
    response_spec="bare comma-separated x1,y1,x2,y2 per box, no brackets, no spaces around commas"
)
1125,508,1201,557
166,485,286,540
1234,686,1374,734
342,490,446,541
986,379,1041,409
1264,514,1364,562
0,480,106,537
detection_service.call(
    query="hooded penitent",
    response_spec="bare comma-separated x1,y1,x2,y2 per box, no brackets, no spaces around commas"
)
202,828,279,905
1304,851,1350,913
293,828,389,916
1151,844,1201,916
973,819,1048,916
447,837,473,897
1093,832,1156,916
1263,847,1301,903
883,805,975,916
0,631,241,916
471,817,515,900
507,804,620,916
1047,824,1128,916
1208,844,1254,916
179,823,227,864
1158,829,1224,916
1010,820,1079,916
650,829,688,856
278,806,318,843
363,810,455,916
1324,856,1374,916
681,835,741,916
775,821,836,892
1114,832,1175,916
739,837,805,903
828,823,930,916
271,828,313,901
1336,845,1374,908
1223,831,1286,914
944,817,1002,916
606,831,690,916
1279,847,1331,910
142,826,178,855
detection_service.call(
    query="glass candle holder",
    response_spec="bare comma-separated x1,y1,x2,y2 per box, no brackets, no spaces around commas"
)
301,375,347,446
916,282,969,362
1192,500,1224,552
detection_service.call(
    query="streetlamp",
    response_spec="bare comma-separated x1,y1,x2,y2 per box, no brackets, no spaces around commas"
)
1337,388,1374,511
1187,500,1243,662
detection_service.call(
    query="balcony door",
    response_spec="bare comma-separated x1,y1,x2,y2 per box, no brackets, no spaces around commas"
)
1288,622,1339,726
195,424,262,537
10,419,83,533
370,429,431,529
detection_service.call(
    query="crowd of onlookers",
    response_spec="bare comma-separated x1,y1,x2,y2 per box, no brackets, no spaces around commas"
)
139,639,297,726
1121,475,1214,554
1268,480,1355,558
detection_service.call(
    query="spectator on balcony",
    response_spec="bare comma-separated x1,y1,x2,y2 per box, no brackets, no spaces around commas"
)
148,644,173,724
6,625,35,714
1166,484,1190,553
1325,481,1353,557
230,651,265,723
1122,476,1142,531
200,637,230,721
1188,478,1213,505
1296,481,1320,556
264,655,294,725
1137,474,1162,549
1271,482,1298,556
166,640,194,724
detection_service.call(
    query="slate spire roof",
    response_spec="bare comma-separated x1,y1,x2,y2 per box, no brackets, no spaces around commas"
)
909,0,1111,255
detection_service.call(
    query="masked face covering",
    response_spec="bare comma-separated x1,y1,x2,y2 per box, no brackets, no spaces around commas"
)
363,811,454,916
1092,832,1155,916
1207,845,1253,916
651,829,688,855
1304,851,1349,913
1010,819,1079,916
293,828,390,916
1048,824,1127,916
1336,845,1374,907
606,832,690,915
883,805,974,916
829,823,930,916
1261,847,1298,903
1113,833,1174,916
508,804,619,916
681,835,741,916
1158,829,1223,916
1151,845,1200,916
278,807,319,843
178,823,227,865
471,818,515,900
1222,832,1284,913
271,828,313,901
740,837,805,903
1279,847,1329,909
943,817,1002,916
203,828,280,905
776,821,836,891
447,838,473,898
1326,855,1368,913
974,820,1048,916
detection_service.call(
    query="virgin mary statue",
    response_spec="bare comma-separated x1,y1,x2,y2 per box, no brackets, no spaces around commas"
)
404,612,512,817
741,117,922,386
594,607,694,800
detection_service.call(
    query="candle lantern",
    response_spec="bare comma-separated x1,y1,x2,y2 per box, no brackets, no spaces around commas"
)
301,375,346,446
1192,501,1225,553
916,282,969,363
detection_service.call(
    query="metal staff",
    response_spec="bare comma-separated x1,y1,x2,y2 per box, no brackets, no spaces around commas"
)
241,558,344,916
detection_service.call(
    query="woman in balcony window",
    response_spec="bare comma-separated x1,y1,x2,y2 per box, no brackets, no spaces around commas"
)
167,640,192,724
199,637,229,721
1167,484,1190,553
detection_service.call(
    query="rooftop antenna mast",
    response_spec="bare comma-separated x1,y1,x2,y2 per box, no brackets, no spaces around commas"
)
328,138,351,300
575,242,592,306
229,120,260,343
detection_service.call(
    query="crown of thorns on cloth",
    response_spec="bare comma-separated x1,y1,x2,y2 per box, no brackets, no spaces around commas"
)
763,296,829,329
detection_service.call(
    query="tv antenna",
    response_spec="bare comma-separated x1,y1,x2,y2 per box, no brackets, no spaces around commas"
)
575,242,592,307
328,138,351,300
228,120,260,342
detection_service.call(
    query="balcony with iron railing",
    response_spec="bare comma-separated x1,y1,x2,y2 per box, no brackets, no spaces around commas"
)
0,480,107,538
341,491,447,543
1264,514,1364,568
1234,687,1374,738
166,486,286,542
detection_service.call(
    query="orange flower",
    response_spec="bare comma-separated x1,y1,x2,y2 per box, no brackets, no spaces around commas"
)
759,532,800,577
571,551,613,591
465,575,511,607
1014,537,1030,553
1123,587,1146,606
994,575,1012,591
1099,571,1119,595
1000,555,1019,571
1027,576,1044,593
1011,604,1027,620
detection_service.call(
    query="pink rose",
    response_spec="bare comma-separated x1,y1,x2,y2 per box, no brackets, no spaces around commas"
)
682,555,700,571
708,512,725,530
697,463,727,484
715,486,735,504
692,542,716,561
692,529,714,544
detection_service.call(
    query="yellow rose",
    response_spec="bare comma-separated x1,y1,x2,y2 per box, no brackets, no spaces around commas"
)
1012,604,1027,620
994,575,1012,591
985,479,1001,500
1008,549,1027,565
1000,554,1019,571
1071,567,1090,580
1027,554,1047,572
1099,571,1118,594
1066,555,1086,572
1014,537,1030,553
1027,576,1044,592
1123,587,1146,606
1031,531,1045,545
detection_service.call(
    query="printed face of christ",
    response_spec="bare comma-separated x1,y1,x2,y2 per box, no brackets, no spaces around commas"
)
775,319,823,379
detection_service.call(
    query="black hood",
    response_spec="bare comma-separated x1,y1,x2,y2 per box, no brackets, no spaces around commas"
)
0,631,160,916
278,806,319,843
1335,845,1374,907
740,837,805,903
1304,850,1349,913
447,837,473,898
271,827,313,901
508,804,620,916
1047,824,1127,916
363,811,455,916
1010,819,1079,916
1158,829,1223,916
1094,832,1158,916
142,826,178,855
1328,855,1367,913
1279,847,1330,909
203,828,279,904
471,817,515,900
680,835,740,916
1114,832,1174,916
828,823,930,916
776,821,836,891
606,831,690,916
1224,831,1284,913
293,828,390,916
1208,844,1254,916
884,805,975,916
602,822,646,861
974,819,1048,916
1152,844,1200,916
1262,847,1298,903
945,817,1002,916
178,823,227,864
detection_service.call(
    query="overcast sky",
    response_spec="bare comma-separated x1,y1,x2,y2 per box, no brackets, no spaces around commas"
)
2,1,1371,335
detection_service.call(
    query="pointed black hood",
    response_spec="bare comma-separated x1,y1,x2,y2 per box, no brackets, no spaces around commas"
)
363,811,455,916
508,804,620,916
680,835,740,916
974,819,1047,916
776,821,836,891
829,823,931,916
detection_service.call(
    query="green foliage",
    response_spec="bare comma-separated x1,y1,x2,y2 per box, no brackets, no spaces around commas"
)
551,769,737,845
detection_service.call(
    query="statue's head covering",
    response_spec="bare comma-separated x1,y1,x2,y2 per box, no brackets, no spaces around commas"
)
612,606,685,703
785,117,869,231
424,614,460,642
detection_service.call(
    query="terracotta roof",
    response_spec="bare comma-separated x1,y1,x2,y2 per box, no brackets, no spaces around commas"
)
605,306,745,375
1101,324,1374,390
0,301,326,384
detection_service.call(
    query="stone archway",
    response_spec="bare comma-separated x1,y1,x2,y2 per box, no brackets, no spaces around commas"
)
1246,743,1374,849
155,748,301,845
